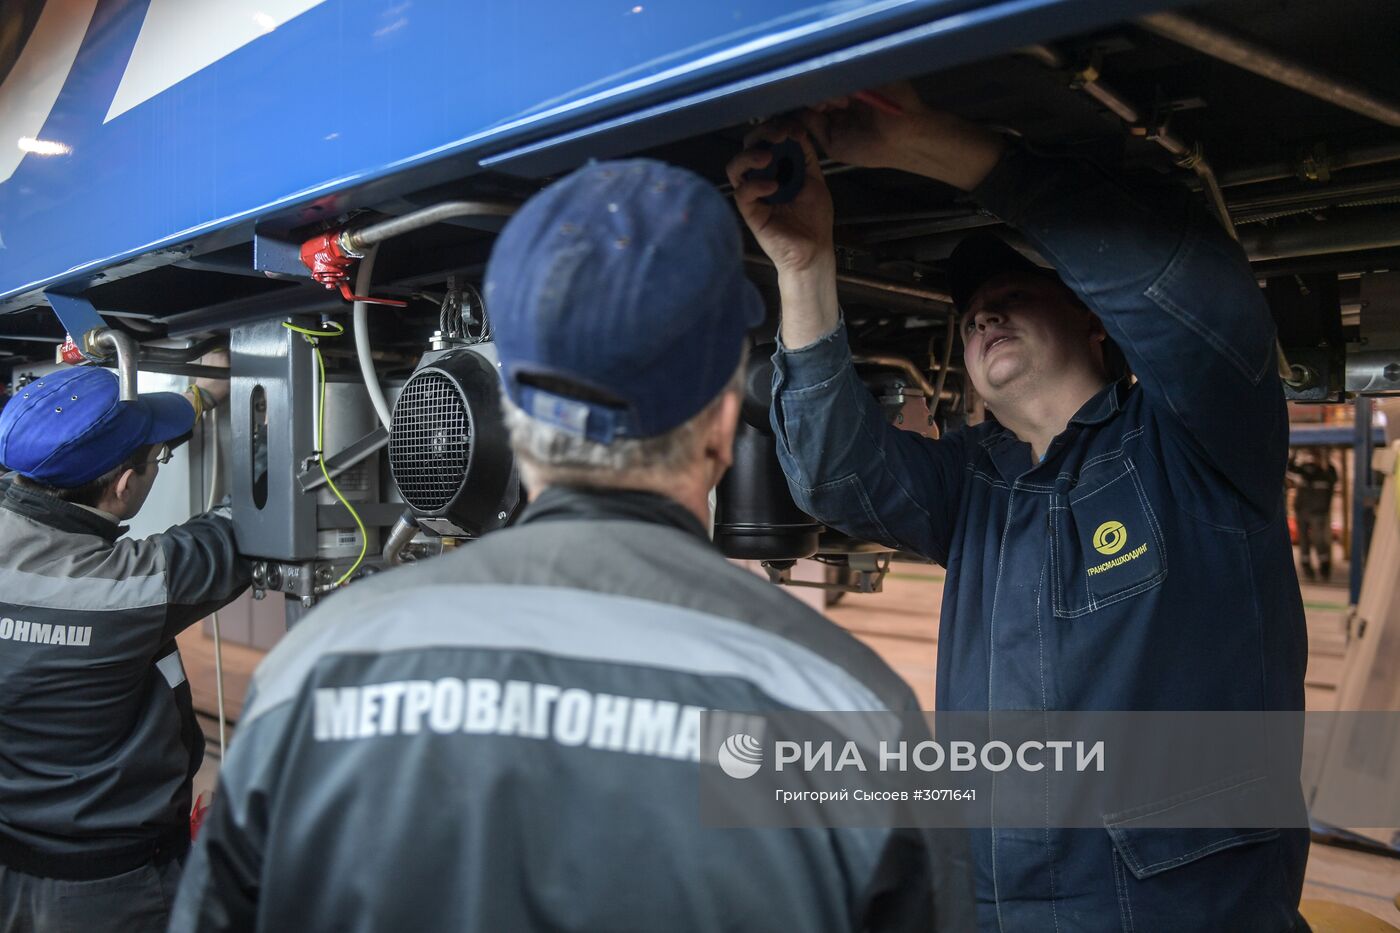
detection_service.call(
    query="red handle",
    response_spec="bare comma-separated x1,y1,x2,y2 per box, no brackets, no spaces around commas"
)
335,281,407,307
299,231,408,308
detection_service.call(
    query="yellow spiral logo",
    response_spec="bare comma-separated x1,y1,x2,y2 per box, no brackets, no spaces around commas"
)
1093,521,1127,556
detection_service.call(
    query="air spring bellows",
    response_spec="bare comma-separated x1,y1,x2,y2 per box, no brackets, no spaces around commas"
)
714,352,820,561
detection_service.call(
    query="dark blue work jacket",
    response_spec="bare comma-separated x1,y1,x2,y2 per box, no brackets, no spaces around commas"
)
770,148,1309,932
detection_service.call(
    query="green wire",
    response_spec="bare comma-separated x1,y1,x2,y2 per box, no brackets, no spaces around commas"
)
282,321,368,589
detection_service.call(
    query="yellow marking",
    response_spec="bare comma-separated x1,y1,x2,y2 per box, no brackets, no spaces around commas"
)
1087,542,1148,576
1092,520,1127,556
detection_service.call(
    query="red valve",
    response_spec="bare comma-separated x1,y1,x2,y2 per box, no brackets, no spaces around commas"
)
299,231,408,307
58,334,86,364
190,791,210,841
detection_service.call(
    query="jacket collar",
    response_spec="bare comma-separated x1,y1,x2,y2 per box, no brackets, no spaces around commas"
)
0,473,127,541
517,485,709,542
978,378,1132,482
1068,378,1132,427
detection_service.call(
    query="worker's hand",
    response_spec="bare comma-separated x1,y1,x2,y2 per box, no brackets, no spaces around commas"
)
799,82,927,172
727,121,840,348
727,120,835,276
801,83,1005,191
193,349,231,409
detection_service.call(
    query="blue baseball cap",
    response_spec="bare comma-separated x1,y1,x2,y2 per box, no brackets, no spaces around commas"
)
0,367,194,487
485,159,765,443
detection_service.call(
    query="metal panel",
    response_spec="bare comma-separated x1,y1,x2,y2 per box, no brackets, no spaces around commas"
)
43,292,106,344
230,317,316,559
0,0,1182,309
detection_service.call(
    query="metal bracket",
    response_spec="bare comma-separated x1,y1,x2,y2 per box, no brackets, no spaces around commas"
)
1344,349,1400,395
252,230,313,279
297,426,389,493
44,292,107,357
316,502,404,528
763,553,891,594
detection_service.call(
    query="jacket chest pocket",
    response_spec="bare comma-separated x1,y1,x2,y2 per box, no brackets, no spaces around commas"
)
1049,457,1167,619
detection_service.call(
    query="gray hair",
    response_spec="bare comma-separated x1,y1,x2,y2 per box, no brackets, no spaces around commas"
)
501,355,746,489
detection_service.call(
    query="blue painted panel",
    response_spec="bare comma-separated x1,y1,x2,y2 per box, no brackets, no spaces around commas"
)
0,0,1130,306
1289,424,1387,447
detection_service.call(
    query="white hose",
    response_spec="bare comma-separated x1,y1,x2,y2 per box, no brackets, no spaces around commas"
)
353,246,394,431
206,414,227,759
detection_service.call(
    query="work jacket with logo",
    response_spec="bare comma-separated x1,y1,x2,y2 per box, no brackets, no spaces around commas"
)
171,487,973,932
770,148,1309,931
0,475,249,879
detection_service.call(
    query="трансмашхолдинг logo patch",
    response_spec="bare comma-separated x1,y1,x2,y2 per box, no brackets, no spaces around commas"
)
1092,520,1127,556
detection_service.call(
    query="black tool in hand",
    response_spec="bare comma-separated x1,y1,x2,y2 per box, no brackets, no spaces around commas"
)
744,137,807,205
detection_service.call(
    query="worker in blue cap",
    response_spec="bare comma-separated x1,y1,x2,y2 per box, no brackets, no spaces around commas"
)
730,84,1307,931
171,159,973,932
0,356,250,933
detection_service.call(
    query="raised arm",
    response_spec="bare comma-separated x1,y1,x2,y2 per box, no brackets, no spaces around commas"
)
156,351,252,639
807,86,1286,515
727,123,967,563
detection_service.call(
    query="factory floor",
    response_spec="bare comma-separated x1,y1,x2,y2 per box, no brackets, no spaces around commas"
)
180,558,1400,927
828,562,1400,928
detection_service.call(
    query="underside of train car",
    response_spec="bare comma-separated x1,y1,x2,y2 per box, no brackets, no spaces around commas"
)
2,0,1398,605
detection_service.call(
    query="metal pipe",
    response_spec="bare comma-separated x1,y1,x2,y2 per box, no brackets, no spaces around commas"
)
1018,43,1063,69
743,254,955,306
353,247,395,432
99,362,226,381
88,328,138,401
1349,396,1374,603
851,354,955,401
1020,44,1237,240
1239,208,1400,262
383,512,421,567
837,272,953,305
1173,143,1237,243
930,317,956,422
135,336,224,364
1229,177,1400,218
343,201,518,252
1020,42,1289,380
1081,80,1142,124
1218,143,1400,189
1140,12,1400,128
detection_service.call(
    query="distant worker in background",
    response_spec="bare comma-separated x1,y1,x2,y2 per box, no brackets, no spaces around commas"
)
730,83,1308,930
171,160,972,932
1288,448,1338,582
0,356,248,933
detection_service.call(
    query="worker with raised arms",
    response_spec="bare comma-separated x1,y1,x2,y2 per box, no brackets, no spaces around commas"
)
729,84,1309,930
0,356,247,932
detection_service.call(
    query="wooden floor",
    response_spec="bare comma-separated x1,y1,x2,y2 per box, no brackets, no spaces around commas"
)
829,564,1400,928
179,560,1400,925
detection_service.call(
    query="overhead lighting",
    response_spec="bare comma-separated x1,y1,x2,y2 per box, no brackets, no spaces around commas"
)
251,11,277,34
17,137,71,156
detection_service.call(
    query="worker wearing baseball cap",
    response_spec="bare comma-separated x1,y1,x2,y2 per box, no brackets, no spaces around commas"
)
0,356,250,933
731,83,1307,930
172,159,972,931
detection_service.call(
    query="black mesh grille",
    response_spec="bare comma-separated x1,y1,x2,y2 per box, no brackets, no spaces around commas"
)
390,371,472,512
